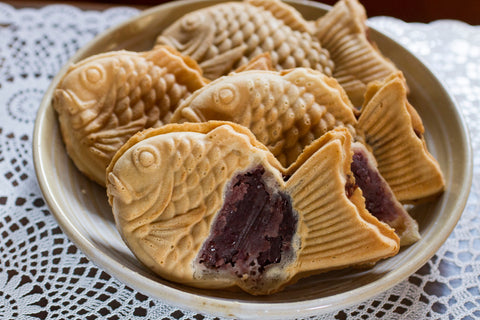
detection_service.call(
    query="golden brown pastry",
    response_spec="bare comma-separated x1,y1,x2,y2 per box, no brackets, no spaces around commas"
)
357,73,445,202
53,45,208,186
170,68,357,169
106,122,399,295
314,0,399,107
156,0,334,80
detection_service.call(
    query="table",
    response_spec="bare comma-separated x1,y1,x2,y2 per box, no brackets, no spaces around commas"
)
0,2,478,319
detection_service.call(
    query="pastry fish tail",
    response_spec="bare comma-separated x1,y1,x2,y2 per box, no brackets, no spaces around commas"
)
357,74,445,203
146,45,207,92
285,128,399,275
314,0,398,107
246,0,311,33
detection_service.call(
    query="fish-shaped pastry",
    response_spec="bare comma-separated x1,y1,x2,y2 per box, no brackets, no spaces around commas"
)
314,0,400,107
53,45,208,186
357,73,445,203
106,122,399,295
156,0,334,80
170,68,357,169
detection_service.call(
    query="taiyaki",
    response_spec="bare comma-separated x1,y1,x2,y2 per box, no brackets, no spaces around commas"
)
314,0,399,107
357,73,445,202
170,68,357,169
106,122,399,295
156,0,334,80
53,45,208,186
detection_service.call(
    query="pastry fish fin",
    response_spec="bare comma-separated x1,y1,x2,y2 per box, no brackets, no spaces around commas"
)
314,0,398,107
199,44,248,79
145,45,209,89
246,0,312,33
148,204,206,235
232,52,275,73
357,73,445,203
86,118,149,160
128,205,206,281
285,128,399,274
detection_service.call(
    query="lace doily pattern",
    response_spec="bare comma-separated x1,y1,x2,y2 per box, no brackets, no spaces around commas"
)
0,3,479,319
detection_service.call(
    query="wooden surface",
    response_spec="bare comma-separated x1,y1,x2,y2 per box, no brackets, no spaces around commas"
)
4,0,479,25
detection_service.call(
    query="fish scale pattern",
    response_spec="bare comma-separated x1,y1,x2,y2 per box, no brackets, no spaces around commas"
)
215,4,333,74
151,51,208,124
248,76,333,166
113,54,195,134
159,2,333,79
111,56,161,133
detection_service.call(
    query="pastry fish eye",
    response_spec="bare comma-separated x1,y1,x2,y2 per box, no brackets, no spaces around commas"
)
132,145,160,171
181,13,203,31
80,65,105,87
212,84,240,111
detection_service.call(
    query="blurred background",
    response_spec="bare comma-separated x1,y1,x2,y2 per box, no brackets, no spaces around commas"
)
4,0,479,24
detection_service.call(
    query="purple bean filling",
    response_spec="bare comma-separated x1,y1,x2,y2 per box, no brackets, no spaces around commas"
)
198,166,297,279
351,148,401,223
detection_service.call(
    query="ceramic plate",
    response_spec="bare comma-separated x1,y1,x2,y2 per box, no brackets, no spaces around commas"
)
33,0,472,318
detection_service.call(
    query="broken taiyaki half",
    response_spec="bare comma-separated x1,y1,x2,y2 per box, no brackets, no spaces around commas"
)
357,73,445,203
106,122,399,295
156,0,334,80
53,45,208,186
170,68,357,170
287,128,399,276
286,132,420,246
314,0,399,107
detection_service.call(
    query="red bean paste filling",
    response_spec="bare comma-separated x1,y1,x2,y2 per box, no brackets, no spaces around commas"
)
198,166,297,280
351,148,402,223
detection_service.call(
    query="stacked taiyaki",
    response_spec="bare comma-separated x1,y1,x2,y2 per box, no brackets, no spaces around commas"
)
52,0,445,295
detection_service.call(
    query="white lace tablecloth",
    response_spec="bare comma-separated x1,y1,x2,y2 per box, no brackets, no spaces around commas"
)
0,2,478,319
